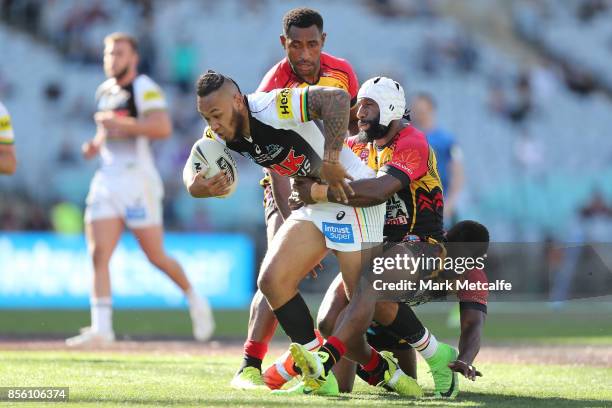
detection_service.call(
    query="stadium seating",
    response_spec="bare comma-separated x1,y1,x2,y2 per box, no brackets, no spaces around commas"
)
1,0,611,241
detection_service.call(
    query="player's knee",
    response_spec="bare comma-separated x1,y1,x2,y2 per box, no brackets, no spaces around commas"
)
145,251,168,269
90,245,112,270
257,270,277,298
373,302,398,326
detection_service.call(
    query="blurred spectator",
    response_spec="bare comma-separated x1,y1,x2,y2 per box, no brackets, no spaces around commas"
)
56,138,79,166
577,0,608,22
529,59,560,104
0,191,52,231
411,92,465,224
507,71,533,124
44,81,63,102
446,29,479,73
580,188,612,241
486,75,507,115
419,35,442,76
513,129,543,176
137,24,157,75
562,62,596,96
171,36,197,94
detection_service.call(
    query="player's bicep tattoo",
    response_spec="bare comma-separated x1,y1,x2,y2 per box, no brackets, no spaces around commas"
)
307,87,350,161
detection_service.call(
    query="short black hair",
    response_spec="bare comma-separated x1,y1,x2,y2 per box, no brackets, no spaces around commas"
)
283,7,323,35
415,92,436,109
446,220,490,257
196,70,240,97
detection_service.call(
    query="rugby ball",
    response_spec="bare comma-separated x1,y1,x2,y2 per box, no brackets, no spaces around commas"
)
185,137,239,198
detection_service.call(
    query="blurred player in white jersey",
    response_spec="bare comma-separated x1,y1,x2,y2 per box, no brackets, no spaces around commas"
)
66,32,214,346
0,100,17,175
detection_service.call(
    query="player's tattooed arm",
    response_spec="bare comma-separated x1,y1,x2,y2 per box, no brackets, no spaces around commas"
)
306,86,354,203
306,86,350,161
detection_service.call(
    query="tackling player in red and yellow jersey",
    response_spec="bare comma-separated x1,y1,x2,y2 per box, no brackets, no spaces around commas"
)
286,77,487,398
230,7,359,390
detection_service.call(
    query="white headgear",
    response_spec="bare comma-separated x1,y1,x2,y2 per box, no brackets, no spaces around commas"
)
357,76,406,126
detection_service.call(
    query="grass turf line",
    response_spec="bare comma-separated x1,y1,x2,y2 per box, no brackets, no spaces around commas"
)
0,351,610,407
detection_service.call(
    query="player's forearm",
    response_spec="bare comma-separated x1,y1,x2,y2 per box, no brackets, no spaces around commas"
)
270,172,292,220
115,112,172,139
326,179,388,207
0,150,17,175
457,310,485,365
307,87,350,161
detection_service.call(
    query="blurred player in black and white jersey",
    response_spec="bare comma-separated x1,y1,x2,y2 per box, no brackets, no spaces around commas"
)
0,100,17,175
66,33,214,346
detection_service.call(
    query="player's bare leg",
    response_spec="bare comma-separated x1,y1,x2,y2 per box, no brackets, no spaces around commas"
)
231,211,282,389
258,219,327,309
256,219,328,380
66,218,123,346
133,225,214,341
316,273,355,393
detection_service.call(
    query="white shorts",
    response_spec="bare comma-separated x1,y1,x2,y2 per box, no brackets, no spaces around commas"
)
84,167,164,229
289,202,385,252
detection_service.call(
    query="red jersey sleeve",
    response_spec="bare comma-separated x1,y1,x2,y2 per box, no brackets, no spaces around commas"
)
457,268,489,305
380,126,430,187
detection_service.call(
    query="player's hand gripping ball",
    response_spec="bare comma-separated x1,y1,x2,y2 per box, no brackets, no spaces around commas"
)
184,137,239,198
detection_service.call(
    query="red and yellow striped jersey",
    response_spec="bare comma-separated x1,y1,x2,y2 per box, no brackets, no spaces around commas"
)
257,52,359,104
347,125,444,241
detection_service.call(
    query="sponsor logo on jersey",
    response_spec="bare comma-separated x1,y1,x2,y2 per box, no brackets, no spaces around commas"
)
0,115,12,132
265,144,284,159
269,149,307,177
276,88,293,119
322,222,354,244
336,211,346,221
390,149,421,176
143,89,163,101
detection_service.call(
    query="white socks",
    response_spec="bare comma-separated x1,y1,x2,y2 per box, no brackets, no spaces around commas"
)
186,288,212,314
91,297,113,334
409,327,439,359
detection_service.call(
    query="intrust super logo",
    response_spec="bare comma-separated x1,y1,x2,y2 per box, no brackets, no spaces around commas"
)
322,222,354,243
276,88,293,119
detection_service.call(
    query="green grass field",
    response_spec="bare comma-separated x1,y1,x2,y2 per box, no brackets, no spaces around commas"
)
1,301,611,406
2,301,611,344
1,351,611,407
